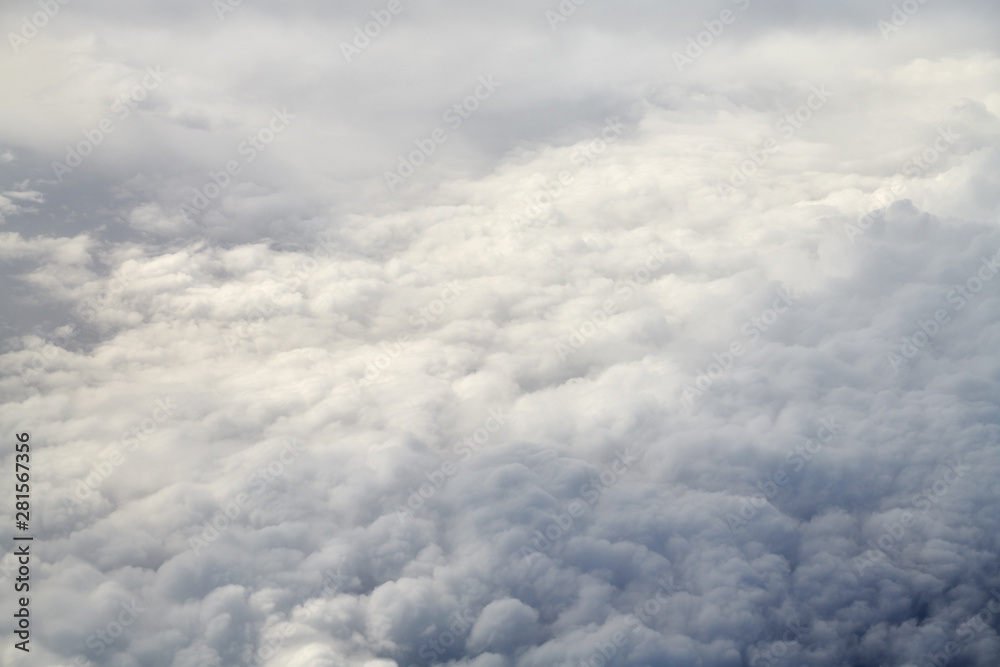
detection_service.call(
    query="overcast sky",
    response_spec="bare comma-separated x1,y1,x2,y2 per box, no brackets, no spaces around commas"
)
2,1,1000,666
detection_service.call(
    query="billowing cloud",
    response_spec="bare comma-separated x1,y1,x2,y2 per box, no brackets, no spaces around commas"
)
1,1,1000,666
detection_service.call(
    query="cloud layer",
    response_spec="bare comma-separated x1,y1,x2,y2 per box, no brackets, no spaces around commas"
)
2,1,1000,666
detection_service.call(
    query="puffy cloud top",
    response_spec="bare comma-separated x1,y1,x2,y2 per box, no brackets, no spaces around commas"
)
1,1,1000,666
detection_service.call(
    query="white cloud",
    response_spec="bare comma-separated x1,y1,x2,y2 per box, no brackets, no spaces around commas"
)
1,3,1000,666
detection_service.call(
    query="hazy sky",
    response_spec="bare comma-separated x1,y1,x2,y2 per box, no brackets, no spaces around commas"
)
2,1,1000,666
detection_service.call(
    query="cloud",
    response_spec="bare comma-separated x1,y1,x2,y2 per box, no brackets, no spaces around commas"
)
1,2,1000,666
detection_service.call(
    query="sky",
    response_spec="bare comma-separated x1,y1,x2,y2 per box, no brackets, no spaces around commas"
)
1,0,1000,665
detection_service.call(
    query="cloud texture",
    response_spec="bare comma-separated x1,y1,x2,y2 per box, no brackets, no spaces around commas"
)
1,1,1000,665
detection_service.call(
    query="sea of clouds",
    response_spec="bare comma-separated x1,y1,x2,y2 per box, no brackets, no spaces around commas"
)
1,0,1000,665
